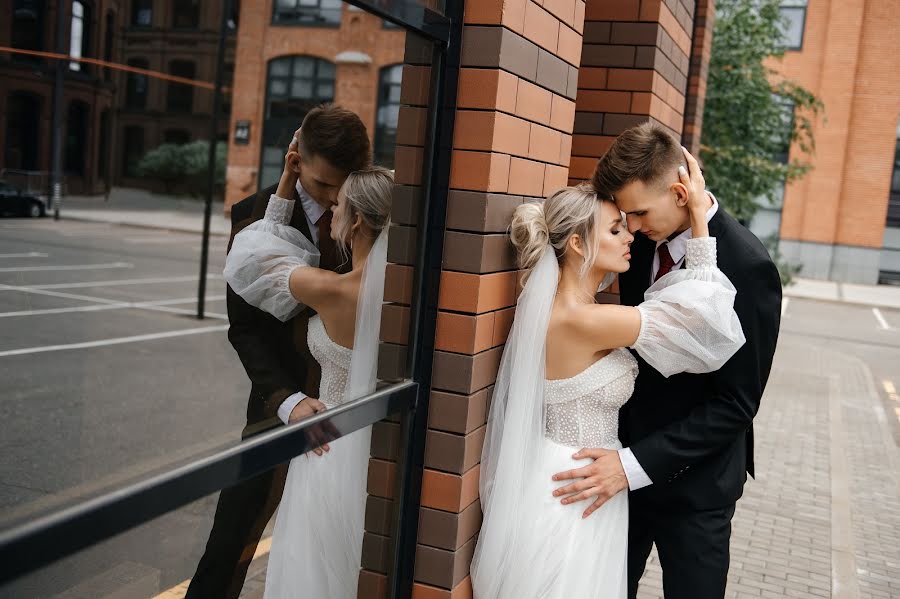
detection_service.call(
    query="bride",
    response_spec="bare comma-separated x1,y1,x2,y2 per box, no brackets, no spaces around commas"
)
470,156,745,598
223,160,393,598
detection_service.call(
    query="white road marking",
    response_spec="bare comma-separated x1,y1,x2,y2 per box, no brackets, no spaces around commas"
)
0,252,48,258
872,308,892,331
0,325,229,358
0,295,226,318
19,274,223,290
0,261,133,273
781,297,790,318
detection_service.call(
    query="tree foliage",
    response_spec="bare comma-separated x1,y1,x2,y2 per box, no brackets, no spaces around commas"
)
700,0,823,224
136,140,226,197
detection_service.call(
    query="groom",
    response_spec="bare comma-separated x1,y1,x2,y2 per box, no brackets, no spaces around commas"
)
186,104,371,598
555,123,782,599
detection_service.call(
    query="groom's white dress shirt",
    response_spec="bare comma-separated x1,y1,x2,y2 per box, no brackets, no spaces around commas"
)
618,192,719,490
275,181,329,425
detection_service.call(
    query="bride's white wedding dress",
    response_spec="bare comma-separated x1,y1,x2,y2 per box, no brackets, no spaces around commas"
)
471,237,745,599
224,194,388,599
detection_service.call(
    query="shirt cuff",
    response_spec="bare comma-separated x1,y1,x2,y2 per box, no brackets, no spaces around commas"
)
277,391,307,425
618,447,653,491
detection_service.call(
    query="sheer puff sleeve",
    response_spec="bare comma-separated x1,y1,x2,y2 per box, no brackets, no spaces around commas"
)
223,194,320,323
631,237,746,378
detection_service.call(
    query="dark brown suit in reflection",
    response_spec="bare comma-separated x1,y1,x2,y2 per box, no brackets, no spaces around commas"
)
186,183,345,599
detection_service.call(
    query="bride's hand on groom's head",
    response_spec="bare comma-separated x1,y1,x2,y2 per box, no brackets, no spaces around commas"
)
679,146,707,214
551,448,629,519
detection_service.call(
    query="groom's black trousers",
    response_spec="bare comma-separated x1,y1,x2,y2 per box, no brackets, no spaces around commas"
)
627,502,736,599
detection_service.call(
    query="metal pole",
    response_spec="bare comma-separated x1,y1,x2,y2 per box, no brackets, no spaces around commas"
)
50,0,69,220
197,0,231,319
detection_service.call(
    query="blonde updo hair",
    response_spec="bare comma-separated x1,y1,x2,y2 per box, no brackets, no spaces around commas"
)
332,166,393,259
509,183,607,284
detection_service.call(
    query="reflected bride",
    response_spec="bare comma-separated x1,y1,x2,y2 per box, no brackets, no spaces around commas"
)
223,164,392,598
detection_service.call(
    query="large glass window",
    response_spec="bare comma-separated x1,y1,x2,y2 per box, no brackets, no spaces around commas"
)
779,1,807,50
126,58,150,108
272,0,342,26
167,60,196,113
172,0,200,29
11,0,44,63
69,1,92,72
259,56,336,187
65,102,89,176
4,92,41,171
374,64,403,169
122,125,144,177
131,0,153,27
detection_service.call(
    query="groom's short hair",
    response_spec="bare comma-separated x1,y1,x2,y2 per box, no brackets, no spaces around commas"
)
299,103,371,173
591,122,685,198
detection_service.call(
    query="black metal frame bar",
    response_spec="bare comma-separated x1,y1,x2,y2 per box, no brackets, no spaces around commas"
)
0,0,463,593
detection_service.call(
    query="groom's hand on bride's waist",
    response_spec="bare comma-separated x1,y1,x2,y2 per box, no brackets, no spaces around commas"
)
551,448,629,519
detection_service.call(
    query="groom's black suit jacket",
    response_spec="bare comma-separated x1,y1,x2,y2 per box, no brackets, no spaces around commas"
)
618,209,782,512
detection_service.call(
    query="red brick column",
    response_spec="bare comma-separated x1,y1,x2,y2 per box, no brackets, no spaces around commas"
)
569,0,698,184
682,0,715,155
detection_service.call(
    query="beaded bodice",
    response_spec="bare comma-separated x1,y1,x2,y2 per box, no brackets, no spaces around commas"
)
544,348,638,449
308,315,353,408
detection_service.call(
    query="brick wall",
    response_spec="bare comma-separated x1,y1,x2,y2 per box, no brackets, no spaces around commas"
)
569,0,697,184
778,0,900,249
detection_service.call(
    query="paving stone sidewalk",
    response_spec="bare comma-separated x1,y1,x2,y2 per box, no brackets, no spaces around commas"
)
636,336,900,599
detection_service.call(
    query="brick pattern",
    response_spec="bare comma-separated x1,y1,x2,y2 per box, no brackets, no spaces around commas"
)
569,0,697,183
680,0,714,155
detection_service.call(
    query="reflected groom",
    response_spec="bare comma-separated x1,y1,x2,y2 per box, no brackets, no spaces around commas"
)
186,104,371,598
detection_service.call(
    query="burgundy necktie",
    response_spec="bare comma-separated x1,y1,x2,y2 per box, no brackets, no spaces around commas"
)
655,243,675,282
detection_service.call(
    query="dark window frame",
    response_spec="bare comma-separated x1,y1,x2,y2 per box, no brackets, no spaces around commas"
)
779,2,807,51
11,0,45,63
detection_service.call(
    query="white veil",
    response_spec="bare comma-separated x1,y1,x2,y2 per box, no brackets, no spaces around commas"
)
345,225,389,401
470,246,560,596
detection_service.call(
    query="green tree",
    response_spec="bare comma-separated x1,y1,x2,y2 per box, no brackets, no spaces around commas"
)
136,140,226,198
700,0,823,225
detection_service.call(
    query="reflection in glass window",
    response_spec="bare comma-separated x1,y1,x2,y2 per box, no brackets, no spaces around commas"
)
273,0,342,26
126,58,149,108
374,65,403,169
167,60,196,113
260,56,336,188
123,126,144,177
173,0,200,29
65,102,89,176
12,0,44,62
70,1,91,72
779,1,807,50
132,0,152,27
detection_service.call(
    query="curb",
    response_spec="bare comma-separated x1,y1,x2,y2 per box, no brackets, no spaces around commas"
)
60,213,230,237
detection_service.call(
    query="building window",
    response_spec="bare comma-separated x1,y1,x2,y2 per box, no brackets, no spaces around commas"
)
260,56,336,188
172,0,199,28
272,0,342,26
167,60,195,113
4,92,42,171
12,0,44,63
779,1,807,50
65,102,89,176
374,65,403,169
123,126,144,177
70,1,92,72
164,129,191,145
888,123,900,228
132,0,152,27
126,58,149,109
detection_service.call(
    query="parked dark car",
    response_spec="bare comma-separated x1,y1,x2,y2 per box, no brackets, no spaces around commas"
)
0,180,46,217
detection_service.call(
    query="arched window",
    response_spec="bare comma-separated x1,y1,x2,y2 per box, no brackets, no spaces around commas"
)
167,60,195,113
69,1,92,73
4,92,42,170
272,0,341,26
65,102,89,176
11,0,44,63
259,55,335,188
374,64,403,169
132,0,152,27
172,0,199,28
126,58,149,109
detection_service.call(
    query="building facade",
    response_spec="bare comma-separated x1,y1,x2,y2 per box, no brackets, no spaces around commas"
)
756,0,900,284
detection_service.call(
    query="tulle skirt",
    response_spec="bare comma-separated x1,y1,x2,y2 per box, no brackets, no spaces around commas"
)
473,437,628,599
263,425,372,599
